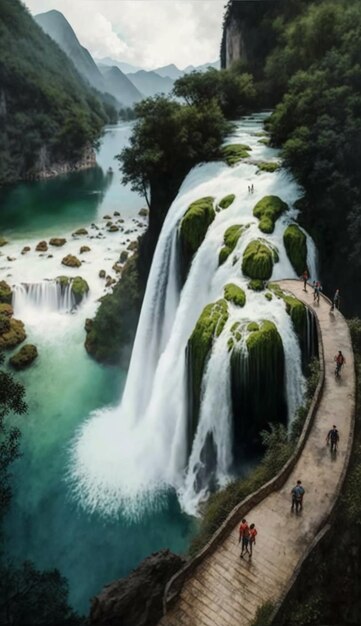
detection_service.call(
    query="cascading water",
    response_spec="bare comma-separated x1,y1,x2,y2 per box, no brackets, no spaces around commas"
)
12,280,75,318
71,114,317,517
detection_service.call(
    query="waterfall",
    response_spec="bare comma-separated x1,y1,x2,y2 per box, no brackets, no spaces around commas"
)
70,114,317,518
13,280,75,318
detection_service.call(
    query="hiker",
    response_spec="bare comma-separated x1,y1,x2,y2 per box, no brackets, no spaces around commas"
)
314,281,322,304
249,523,257,558
238,518,250,558
301,270,309,291
334,350,345,376
251,183,254,193
330,289,340,311
291,480,305,513
326,425,339,453
248,185,250,193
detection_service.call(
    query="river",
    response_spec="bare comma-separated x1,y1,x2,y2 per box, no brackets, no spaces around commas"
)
0,123,194,614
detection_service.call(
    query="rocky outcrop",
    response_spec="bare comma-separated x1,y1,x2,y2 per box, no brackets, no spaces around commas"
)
179,197,215,281
219,224,250,265
36,240,48,252
222,143,251,166
62,254,81,268
89,550,185,626
283,224,308,276
49,237,66,247
0,317,26,349
242,239,279,280
0,281,12,304
9,344,38,369
253,195,288,234
30,143,96,181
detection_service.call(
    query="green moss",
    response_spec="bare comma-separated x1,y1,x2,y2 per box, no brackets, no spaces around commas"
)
269,284,307,338
0,317,26,349
256,161,280,173
248,279,265,291
56,276,70,288
247,320,282,352
253,195,288,234
219,224,249,265
247,322,259,332
258,137,270,146
265,292,273,301
0,303,13,317
224,284,246,307
283,224,308,275
9,344,38,370
222,143,251,166
188,299,229,443
218,194,235,210
71,277,89,305
180,196,215,278
0,281,12,304
242,239,278,280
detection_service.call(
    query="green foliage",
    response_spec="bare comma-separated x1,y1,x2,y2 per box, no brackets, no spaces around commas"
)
242,239,278,280
180,197,215,277
0,281,12,304
0,561,83,626
251,601,275,626
219,224,248,265
218,194,235,210
0,0,111,184
85,255,142,365
256,161,280,172
269,284,307,339
224,283,246,307
119,95,231,208
248,279,265,291
283,224,308,275
70,277,89,305
253,195,288,233
222,143,251,166
173,67,256,118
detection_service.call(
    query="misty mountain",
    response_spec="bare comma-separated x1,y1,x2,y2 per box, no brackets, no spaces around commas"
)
35,10,105,93
126,70,174,97
152,63,184,80
95,57,142,75
99,65,143,107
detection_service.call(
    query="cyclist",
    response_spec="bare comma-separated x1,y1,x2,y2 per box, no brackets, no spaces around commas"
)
334,351,345,377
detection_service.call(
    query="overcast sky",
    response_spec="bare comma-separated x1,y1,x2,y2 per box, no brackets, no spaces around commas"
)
24,0,225,70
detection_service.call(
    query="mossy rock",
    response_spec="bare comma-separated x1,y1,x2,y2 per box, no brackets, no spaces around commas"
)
21,246,31,254
0,317,26,349
253,195,288,234
0,237,8,246
265,292,273,301
0,281,12,304
218,194,235,210
283,224,308,276
256,161,280,173
180,197,215,279
258,137,270,146
127,240,138,251
62,254,81,268
269,284,307,339
242,239,278,280
36,240,48,252
248,279,265,291
120,250,128,263
56,276,70,288
80,245,91,254
222,144,251,166
139,208,148,217
73,228,88,236
49,238,66,247
187,299,229,448
99,270,106,279
219,224,249,265
9,344,38,370
0,303,13,317
224,283,246,307
71,277,89,305
247,322,259,332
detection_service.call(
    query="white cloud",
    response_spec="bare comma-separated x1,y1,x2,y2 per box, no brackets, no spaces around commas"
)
24,0,224,69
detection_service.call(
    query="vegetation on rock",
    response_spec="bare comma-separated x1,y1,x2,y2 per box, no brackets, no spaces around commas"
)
219,224,249,265
9,344,38,370
218,194,235,210
224,283,246,307
283,224,308,276
0,281,12,304
180,197,215,279
253,195,288,234
242,239,278,280
71,277,89,305
0,318,26,349
249,279,265,291
222,143,251,166
256,161,280,173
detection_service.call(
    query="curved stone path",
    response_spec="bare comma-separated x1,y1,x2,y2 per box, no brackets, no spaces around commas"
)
159,280,355,626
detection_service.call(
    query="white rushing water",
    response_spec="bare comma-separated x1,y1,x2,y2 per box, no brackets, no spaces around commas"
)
71,114,317,517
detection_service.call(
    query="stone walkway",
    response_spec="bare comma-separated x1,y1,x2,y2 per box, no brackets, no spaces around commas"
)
159,280,355,626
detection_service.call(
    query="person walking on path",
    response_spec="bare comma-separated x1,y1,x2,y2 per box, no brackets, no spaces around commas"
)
291,480,305,513
302,270,309,292
314,281,322,304
326,425,340,453
334,350,345,377
238,518,250,558
330,289,340,311
249,523,257,558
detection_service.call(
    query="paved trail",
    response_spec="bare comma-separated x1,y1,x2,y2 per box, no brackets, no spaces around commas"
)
159,280,355,626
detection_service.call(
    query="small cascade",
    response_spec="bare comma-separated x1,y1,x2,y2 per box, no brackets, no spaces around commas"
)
13,280,75,318
71,113,318,518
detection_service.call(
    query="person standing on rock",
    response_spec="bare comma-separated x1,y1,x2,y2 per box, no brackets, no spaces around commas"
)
291,480,305,513
238,518,250,558
302,270,309,292
249,523,258,558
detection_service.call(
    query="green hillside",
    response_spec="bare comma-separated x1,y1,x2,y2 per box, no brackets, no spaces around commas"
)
0,0,111,184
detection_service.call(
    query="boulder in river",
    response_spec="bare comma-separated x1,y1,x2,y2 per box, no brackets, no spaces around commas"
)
9,344,38,369
0,280,12,304
0,237,8,246
113,211,120,216
0,318,26,349
108,225,119,233
36,240,48,252
127,240,138,251
80,245,91,254
138,208,148,217
49,238,66,247
62,254,81,268
120,250,128,263
21,246,31,255
99,270,106,279
0,303,13,317
89,549,185,626
72,228,88,236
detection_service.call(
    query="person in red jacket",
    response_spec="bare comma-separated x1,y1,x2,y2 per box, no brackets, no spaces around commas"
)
238,518,250,558
249,523,258,558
